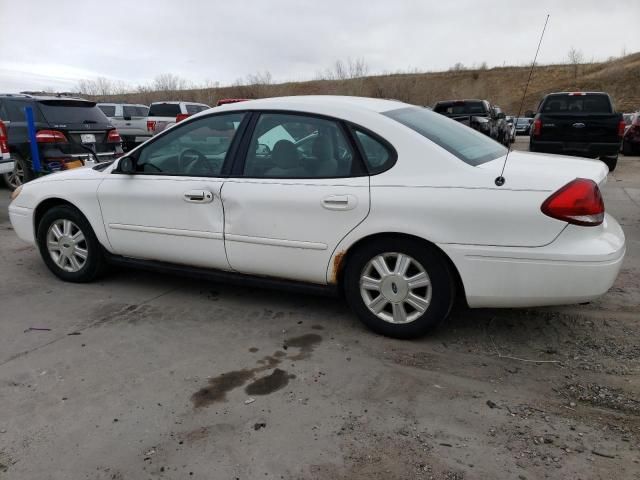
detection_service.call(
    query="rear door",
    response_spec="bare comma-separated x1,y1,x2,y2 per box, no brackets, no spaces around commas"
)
538,93,620,144
221,111,370,284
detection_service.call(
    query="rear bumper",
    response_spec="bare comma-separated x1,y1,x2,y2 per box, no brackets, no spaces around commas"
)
8,204,35,245
0,157,14,175
440,213,626,308
530,140,620,157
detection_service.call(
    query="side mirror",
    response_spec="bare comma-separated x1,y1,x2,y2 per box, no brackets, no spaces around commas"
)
123,115,132,121
118,156,136,174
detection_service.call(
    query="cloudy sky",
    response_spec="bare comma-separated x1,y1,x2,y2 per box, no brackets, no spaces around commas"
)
1,0,639,93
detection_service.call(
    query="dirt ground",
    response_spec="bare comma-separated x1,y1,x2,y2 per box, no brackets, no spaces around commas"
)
0,137,639,479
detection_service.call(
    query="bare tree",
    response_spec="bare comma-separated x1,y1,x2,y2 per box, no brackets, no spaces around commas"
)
567,47,583,78
449,62,466,72
153,73,188,92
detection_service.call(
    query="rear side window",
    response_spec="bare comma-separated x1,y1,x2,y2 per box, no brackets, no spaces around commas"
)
186,104,208,114
38,100,109,124
354,129,394,174
148,103,181,117
384,107,507,166
98,105,116,117
123,105,148,117
540,94,613,113
4,99,46,122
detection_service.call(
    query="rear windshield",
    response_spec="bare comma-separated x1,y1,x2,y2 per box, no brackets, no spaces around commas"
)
123,105,149,117
384,107,507,166
38,100,109,124
186,104,208,114
148,103,181,117
98,105,116,117
516,118,530,125
540,94,613,114
434,101,487,115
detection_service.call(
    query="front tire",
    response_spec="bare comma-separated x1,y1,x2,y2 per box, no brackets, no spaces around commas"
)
622,140,633,156
36,205,106,282
343,238,455,339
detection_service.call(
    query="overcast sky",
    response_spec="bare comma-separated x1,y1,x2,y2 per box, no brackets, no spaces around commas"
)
1,0,639,93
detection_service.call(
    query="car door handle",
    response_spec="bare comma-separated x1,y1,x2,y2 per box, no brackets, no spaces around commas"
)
184,190,214,203
322,194,357,211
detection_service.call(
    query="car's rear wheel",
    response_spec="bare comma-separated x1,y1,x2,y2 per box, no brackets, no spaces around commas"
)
36,205,106,282
600,155,618,172
622,140,633,156
343,238,455,338
2,155,33,191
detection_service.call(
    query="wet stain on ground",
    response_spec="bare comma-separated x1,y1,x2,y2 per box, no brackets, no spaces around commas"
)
191,369,254,408
191,333,323,408
311,324,325,330
245,368,295,396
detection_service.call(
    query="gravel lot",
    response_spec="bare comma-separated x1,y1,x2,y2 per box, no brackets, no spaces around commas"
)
1,137,639,479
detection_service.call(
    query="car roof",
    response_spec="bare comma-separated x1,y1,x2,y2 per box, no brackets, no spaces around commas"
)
212,95,409,114
0,93,90,102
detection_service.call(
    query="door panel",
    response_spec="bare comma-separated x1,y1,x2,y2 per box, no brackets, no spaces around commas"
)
222,178,370,283
98,176,229,269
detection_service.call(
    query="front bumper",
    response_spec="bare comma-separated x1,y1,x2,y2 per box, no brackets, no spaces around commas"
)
8,204,35,245
440,213,626,308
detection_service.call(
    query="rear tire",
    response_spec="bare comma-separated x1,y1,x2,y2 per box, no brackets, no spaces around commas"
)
622,140,633,156
36,205,106,282
600,155,618,172
343,237,455,339
2,154,33,191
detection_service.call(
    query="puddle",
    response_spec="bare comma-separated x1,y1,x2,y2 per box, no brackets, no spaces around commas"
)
245,368,295,396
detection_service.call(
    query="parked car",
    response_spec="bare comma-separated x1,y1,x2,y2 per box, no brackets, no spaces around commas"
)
433,99,506,145
505,116,516,143
97,103,150,150
493,107,512,145
0,94,123,190
515,117,532,135
529,92,624,171
622,112,640,156
9,96,625,339
147,101,210,136
623,113,634,133
0,119,14,177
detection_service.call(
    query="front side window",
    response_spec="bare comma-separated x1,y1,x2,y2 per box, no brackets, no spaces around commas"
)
384,107,506,166
243,113,355,178
98,105,116,117
135,113,245,176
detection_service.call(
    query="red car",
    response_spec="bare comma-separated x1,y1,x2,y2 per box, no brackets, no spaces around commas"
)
622,112,640,156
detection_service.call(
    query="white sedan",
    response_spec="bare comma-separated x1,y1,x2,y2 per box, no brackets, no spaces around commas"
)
8,96,626,338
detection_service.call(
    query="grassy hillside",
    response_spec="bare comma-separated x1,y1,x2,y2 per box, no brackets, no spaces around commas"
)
96,52,640,114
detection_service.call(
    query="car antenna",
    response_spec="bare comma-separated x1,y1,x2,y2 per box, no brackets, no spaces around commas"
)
495,14,550,187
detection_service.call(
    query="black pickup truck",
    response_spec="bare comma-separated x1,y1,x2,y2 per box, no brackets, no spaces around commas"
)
433,99,510,145
529,92,625,171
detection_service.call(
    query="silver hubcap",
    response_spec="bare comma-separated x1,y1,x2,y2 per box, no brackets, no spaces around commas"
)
359,252,431,324
7,162,24,189
46,219,88,273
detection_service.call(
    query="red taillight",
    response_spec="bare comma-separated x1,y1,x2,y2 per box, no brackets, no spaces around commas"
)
107,129,121,143
532,118,542,136
175,113,190,123
36,129,67,143
541,178,604,226
618,119,626,138
147,120,156,132
0,121,8,154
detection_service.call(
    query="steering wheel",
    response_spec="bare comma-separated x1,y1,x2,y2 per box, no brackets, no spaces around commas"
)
178,148,214,175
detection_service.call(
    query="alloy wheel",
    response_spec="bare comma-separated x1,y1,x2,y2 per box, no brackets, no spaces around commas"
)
6,161,24,189
359,252,432,324
46,219,89,272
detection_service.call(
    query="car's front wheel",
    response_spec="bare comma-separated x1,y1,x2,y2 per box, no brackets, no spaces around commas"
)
36,205,106,282
343,238,455,338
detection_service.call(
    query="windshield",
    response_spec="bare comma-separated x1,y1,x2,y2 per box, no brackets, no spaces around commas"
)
383,107,506,166
434,101,487,115
38,100,109,125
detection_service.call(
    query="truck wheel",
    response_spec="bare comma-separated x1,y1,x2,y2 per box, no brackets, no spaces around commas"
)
622,141,633,156
600,155,618,172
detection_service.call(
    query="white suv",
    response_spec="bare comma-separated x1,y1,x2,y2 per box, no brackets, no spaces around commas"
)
97,103,150,150
147,101,210,136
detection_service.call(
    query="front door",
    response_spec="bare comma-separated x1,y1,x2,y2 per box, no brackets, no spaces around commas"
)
222,112,370,284
98,112,247,269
